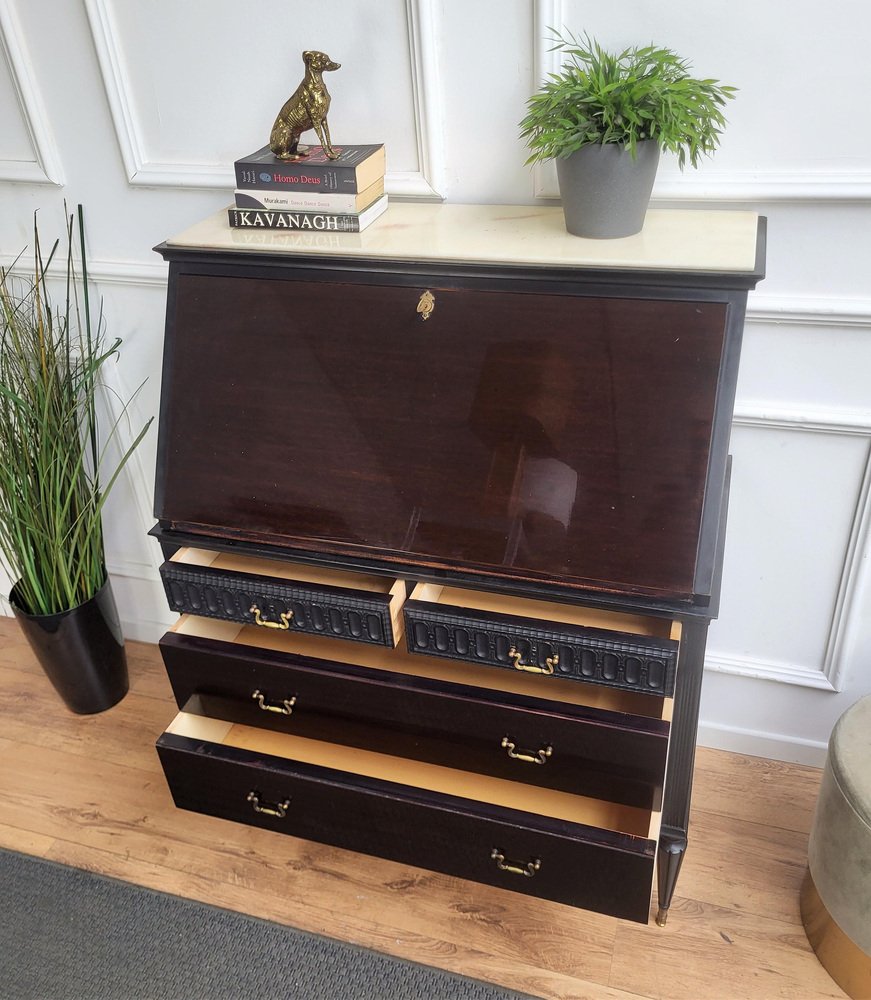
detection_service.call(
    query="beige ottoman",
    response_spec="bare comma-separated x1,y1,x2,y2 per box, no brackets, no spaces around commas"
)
802,695,871,999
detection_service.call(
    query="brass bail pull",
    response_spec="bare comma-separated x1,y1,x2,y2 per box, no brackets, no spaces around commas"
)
501,736,553,765
250,605,293,630
508,646,558,675
490,848,541,878
416,289,435,320
247,791,290,819
252,690,297,716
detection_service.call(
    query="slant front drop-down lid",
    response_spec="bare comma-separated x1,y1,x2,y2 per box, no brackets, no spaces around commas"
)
155,276,732,602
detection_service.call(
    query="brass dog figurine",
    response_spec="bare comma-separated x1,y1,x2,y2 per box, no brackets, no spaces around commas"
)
270,50,341,160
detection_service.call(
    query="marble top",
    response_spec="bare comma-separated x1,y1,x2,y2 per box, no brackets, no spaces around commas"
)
166,203,762,274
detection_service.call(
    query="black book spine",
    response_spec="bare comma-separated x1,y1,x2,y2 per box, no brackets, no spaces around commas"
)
235,164,359,192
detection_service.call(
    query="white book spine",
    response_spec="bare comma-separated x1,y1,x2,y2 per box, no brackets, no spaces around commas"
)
234,189,363,213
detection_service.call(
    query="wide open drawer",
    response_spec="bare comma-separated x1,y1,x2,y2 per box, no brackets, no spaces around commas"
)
157,708,661,923
404,584,681,697
160,547,405,647
160,616,671,810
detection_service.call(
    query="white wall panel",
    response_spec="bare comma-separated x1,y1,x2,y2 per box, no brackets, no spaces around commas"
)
0,41,34,159
707,425,870,688
738,320,871,413
0,0,63,184
538,0,871,200
86,0,443,196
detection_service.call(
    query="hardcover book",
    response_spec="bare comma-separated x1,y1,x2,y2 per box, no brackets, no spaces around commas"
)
235,144,385,193
227,195,388,233
234,177,385,214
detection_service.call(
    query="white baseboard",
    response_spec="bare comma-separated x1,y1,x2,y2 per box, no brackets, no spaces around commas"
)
120,617,172,645
697,720,827,767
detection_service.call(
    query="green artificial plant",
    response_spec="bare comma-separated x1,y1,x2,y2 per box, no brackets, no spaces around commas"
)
520,31,736,167
0,207,152,616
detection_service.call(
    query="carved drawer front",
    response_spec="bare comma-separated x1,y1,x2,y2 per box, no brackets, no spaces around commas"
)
404,584,681,697
159,547,405,647
161,617,672,810
158,707,662,923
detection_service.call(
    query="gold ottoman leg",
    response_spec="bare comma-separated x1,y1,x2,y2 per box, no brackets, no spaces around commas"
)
801,868,871,999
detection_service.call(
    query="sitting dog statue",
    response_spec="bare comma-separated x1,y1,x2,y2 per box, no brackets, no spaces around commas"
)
270,50,341,160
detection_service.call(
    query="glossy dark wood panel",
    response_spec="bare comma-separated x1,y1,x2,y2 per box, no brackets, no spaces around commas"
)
157,730,657,922
156,273,727,601
160,632,669,809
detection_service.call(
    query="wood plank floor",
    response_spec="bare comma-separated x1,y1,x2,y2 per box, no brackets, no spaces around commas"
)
0,617,845,1000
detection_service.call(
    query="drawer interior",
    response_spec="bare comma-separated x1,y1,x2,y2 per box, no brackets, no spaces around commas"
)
171,614,672,722
166,710,660,840
169,546,406,641
409,582,682,644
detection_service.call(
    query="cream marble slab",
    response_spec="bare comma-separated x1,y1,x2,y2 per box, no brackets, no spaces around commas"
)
165,203,761,273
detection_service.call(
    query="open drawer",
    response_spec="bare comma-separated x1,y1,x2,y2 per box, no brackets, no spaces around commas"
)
160,615,671,810
157,707,662,923
404,584,681,697
160,547,405,647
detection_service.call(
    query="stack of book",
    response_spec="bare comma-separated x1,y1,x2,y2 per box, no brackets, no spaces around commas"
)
229,143,387,233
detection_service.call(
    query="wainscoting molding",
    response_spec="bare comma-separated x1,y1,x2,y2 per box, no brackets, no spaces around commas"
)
530,0,871,203
0,252,167,287
747,295,871,329
84,0,445,199
709,408,871,693
726,303,871,693
0,0,64,185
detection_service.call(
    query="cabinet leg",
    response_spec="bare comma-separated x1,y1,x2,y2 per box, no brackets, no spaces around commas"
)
655,831,687,927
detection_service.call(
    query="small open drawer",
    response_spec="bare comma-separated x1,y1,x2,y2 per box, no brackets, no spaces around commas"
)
157,707,662,923
404,584,681,697
160,547,405,647
161,616,672,810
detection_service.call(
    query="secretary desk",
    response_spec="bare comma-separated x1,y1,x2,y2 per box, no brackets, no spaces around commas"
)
151,204,765,926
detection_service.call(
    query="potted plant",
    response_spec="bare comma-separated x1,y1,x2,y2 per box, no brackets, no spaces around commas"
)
519,31,736,238
0,207,152,713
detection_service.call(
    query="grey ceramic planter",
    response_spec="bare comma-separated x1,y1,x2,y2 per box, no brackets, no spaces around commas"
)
555,141,661,239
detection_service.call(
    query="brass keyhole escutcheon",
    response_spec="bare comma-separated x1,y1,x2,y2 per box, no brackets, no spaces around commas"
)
416,289,435,321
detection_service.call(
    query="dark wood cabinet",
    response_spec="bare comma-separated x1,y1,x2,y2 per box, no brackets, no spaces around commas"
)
152,204,765,925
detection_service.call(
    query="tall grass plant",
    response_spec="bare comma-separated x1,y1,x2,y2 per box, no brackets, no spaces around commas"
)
0,207,151,616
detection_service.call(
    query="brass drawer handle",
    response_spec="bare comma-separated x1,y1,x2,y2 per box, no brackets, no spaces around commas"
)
250,605,293,630
417,289,435,320
247,791,290,818
491,848,541,878
508,647,558,675
501,736,552,765
252,690,297,715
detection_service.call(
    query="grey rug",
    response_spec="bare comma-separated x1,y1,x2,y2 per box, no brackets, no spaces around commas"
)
0,849,536,1000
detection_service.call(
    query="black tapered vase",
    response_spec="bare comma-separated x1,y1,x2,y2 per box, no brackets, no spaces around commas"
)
10,578,129,714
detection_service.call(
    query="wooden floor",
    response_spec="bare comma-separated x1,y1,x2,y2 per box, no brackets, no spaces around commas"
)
0,616,845,1000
